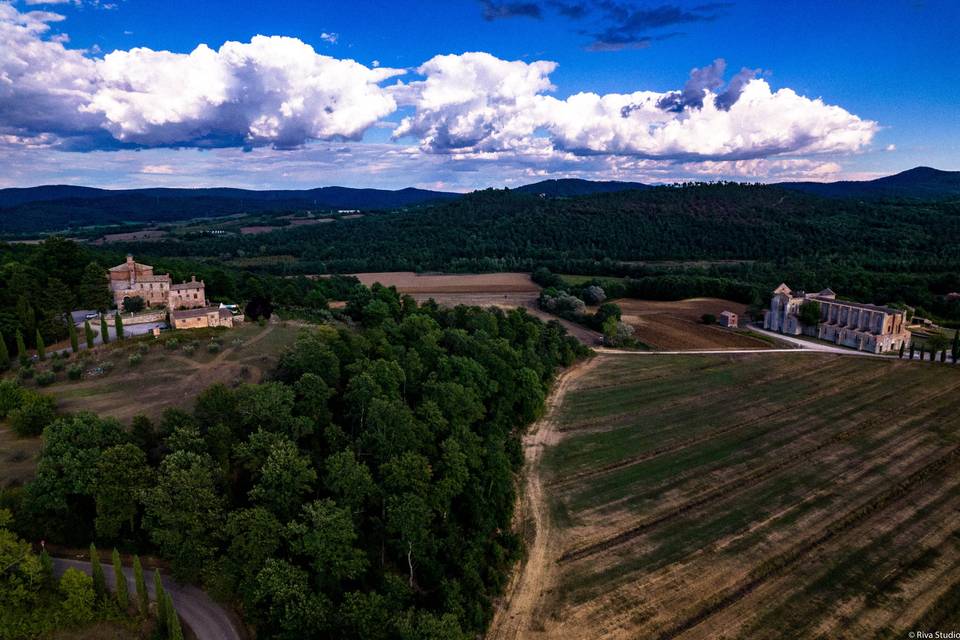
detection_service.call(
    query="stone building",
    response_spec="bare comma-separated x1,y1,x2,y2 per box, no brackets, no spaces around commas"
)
108,255,206,310
170,305,241,330
763,283,911,354
719,310,738,328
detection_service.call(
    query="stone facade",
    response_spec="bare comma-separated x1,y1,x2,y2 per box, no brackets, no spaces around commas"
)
763,283,911,354
108,255,206,310
170,306,239,330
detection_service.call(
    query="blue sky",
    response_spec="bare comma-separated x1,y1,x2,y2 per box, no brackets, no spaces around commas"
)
1,0,957,190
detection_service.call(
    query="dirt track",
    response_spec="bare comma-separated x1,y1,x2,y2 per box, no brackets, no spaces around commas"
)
487,356,601,640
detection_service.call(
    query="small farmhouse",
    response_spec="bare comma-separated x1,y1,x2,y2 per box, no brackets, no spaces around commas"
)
719,311,738,328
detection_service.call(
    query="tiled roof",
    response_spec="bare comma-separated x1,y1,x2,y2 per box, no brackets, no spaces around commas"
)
109,262,153,272
171,281,204,290
172,306,219,320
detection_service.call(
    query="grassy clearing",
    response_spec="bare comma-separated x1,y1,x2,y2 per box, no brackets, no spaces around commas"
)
17,321,301,422
533,352,960,639
0,423,42,488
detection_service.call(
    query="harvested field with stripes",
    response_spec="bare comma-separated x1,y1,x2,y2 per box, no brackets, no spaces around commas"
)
494,353,960,640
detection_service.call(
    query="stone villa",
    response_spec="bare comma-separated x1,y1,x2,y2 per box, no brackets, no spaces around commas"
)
109,254,206,309
108,255,242,330
763,284,911,354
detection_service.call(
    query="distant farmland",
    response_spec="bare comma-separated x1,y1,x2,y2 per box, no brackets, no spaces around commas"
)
499,353,960,639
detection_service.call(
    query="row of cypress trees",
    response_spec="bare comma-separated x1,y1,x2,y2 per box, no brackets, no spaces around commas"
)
0,312,130,370
88,543,183,639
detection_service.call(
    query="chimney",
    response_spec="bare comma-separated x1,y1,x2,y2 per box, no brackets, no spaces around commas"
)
191,275,196,283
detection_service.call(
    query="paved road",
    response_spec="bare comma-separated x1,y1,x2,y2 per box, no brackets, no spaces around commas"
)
52,558,241,640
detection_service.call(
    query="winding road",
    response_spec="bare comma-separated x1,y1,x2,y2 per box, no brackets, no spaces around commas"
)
52,557,241,640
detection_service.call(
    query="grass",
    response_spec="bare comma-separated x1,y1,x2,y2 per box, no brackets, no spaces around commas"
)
537,352,960,639
0,421,43,488
27,321,300,422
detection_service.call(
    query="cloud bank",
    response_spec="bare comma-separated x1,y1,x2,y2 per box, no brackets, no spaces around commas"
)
0,3,877,182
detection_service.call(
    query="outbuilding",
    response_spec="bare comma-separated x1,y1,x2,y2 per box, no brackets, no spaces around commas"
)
719,310,738,328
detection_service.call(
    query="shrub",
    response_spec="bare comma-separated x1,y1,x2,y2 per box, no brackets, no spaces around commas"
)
207,342,221,354
137,342,150,355
582,285,607,305
231,338,244,349
68,365,83,380
100,361,115,374
182,344,196,355
60,568,95,625
128,353,143,366
51,359,65,372
0,380,24,418
17,366,34,381
35,371,56,387
9,391,57,436
164,338,180,351
701,313,717,325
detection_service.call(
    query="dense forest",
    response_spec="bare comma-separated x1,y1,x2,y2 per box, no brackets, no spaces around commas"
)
104,183,960,320
3,285,586,638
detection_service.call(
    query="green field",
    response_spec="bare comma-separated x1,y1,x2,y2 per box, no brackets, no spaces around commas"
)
533,352,960,639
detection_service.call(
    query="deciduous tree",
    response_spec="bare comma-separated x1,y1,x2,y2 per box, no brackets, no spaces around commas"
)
94,444,151,539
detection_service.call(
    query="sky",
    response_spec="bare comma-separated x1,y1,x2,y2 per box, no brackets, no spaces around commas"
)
1,0,958,191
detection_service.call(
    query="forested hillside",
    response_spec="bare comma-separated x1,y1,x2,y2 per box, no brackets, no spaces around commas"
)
5,285,586,638
108,184,960,319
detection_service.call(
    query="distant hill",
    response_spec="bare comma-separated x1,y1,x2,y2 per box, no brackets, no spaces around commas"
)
778,167,960,199
511,178,650,197
0,184,460,210
0,185,460,234
3,167,958,236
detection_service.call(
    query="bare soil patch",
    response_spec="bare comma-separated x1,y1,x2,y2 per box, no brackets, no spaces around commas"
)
351,271,540,294
610,298,769,350
94,228,168,244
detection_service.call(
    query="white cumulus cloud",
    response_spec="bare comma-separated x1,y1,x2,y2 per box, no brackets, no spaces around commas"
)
0,3,878,173
84,36,403,148
394,53,878,161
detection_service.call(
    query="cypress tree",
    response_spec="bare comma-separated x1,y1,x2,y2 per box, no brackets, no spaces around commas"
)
154,569,167,634
15,330,27,365
953,330,959,363
167,593,184,640
84,320,95,349
100,315,110,345
40,548,54,588
112,548,129,610
0,330,9,370
115,312,124,341
35,330,45,361
90,543,107,603
941,349,947,363
909,343,915,360
134,555,148,615
69,321,79,353
898,342,905,359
